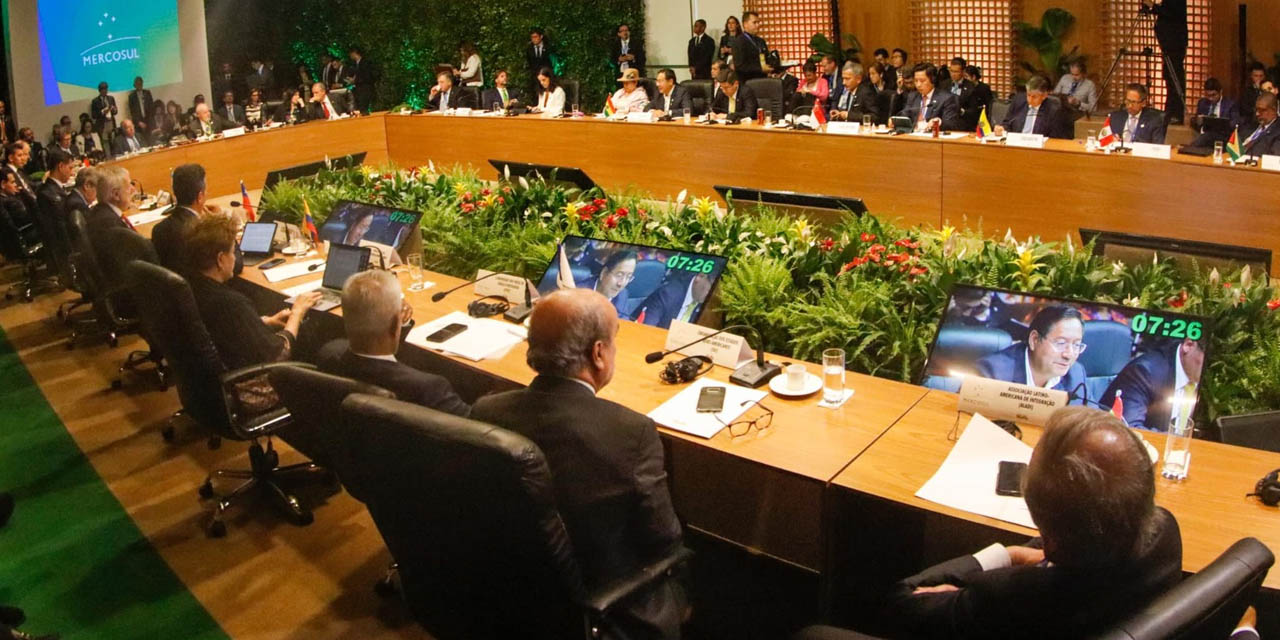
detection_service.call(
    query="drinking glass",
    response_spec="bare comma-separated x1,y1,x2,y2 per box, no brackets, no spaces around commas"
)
683,110,692,125
861,114,872,129
1213,141,1225,165
823,348,846,404
1086,136,1098,151
492,101,502,115
571,103,579,117
407,254,426,292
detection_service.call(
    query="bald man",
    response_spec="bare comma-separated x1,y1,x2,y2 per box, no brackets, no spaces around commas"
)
186,103,225,139
470,289,686,639
880,407,1181,639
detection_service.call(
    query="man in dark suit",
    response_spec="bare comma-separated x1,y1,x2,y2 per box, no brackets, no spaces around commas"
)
974,305,1088,398
995,76,1070,139
470,289,685,640
937,57,973,105
1109,83,1167,144
90,82,118,136
346,47,378,113
186,103,225,138
710,71,758,122
733,11,768,82
885,406,1182,639
1240,63,1268,128
830,63,879,123
212,62,243,99
634,271,712,329
1236,92,1280,156
151,163,242,276
649,69,693,117
888,67,917,119
610,23,645,79
64,166,96,228
687,19,715,80
321,54,348,89
481,69,522,111
427,72,468,111
318,270,469,418
306,83,350,120
901,63,962,131
1153,0,1188,124
127,76,154,137
245,59,274,95
85,166,140,265
1101,339,1204,432
18,128,46,175
35,148,74,279
1191,77,1236,139
961,65,994,131
526,28,553,91
217,91,246,127
109,119,148,156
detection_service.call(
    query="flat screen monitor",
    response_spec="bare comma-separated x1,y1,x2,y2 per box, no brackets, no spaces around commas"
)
239,222,276,254
318,200,422,266
263,152,367,190
713,185,867,215
535,235,728,330
1079,228,1271,275
920,284,1212,434
321,243,372,291
488,160,596,191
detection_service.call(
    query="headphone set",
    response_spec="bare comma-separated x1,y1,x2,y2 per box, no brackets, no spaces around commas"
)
1248,469,1280,507
467,296,510,318
659,356,713,384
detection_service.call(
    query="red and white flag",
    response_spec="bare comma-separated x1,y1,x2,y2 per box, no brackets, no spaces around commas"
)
1098,115,1117,147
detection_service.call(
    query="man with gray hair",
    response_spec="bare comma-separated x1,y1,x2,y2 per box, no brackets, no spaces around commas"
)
84,165,136,244
317,269,468,417
995,74,1071,139
470,288,686,639
883,406,1181,638
64,165,97,228
830,61,879,123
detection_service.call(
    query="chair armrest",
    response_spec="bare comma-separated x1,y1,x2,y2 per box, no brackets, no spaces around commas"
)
219,361,315,439
580,546,693,615
219,360,315,390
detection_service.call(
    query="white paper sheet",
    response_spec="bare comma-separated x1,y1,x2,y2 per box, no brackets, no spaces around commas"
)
126,209,167,227
263,259,326,283
647,377,767,439
915,413,1038,529
405,311,527,362
281,279,323,298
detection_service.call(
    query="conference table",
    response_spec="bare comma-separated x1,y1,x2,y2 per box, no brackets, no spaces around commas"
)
117,116,1280,596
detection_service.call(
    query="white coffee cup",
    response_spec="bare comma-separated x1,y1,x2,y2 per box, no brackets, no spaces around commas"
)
786,363,807,391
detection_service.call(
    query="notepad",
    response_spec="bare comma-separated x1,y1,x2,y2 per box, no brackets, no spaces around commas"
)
263,259,326,283
647,377,767,439
915,413,1037,529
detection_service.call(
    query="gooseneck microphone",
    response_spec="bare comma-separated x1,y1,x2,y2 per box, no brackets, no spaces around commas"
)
431,270,504,302
644,324,782,388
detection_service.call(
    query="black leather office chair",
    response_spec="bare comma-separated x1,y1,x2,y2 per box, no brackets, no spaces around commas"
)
65,209,136,347
1215,411,1280,453
682,80,712,116
1079,320,1136,403
339,394,692,640
98,227,166,389
124,260,330,537
1092,537,1274,640
639,77,658,102
0,200,49,303
790,626,884,640
561,79,581,111
746,77,786,121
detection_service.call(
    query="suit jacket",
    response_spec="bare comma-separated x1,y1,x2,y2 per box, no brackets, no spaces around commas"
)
128,89,154,127
710,85,759,121
151,206,244,276
212,73,244,99
888,89,917,120
427,87,471,111
525,42,553,75
1101,347,1189,432
317,342,469,417
1238,118,1280,156
481,86,522,110
64,189,91,233
305,94,350,120
634,274,706,328
650,86,693,115
245,67,275,93
938,77,974,108
962,81,994,131
732,32,767,82
186,115,226,139
34,179,69,255
90,95,118,132
217,103,246,127
85,201,138,267
902,90,963,131
609,38,646,78
830,83,881,122
347,58,378,89
887,508,1182,640
1195,96,1236,122
1109,107,1168,144
470,375,685,640
322,63,348,88
110,132,150,156
974,343,1087,399
687,33,716,79
1000,94,1071,139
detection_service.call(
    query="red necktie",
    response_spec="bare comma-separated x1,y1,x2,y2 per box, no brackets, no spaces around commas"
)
322,101,331,119
122,214,135,230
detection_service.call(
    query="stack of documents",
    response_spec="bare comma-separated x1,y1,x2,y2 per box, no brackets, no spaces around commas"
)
915,413,1037,529
647,378,767,439
406,311,527,361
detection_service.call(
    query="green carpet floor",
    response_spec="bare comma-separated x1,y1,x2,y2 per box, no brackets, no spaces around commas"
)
0,326,227,639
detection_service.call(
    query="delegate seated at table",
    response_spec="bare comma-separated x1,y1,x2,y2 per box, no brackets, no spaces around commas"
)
530,67,566,117
1109,83,1167,144
650,69,692,118
974,305,1087,398
900,63,962,131
710,71,758,123
611,69,650,115
995,75,1071,139
1101,338,1204,433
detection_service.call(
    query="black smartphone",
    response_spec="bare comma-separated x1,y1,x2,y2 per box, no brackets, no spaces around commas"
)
696,386,726,413
425,323,468,343
258,257,287,270
996,461,1027,497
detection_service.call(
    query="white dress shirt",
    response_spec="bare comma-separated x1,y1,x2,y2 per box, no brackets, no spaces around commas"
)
537,86,566,117
1024,349,1062,389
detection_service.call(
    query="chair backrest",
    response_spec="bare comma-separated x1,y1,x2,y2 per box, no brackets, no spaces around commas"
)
124,260,228,429
98,226,156,285
339,394,584,639
1215,411,1280,453
990,98,1012,126
1092,538,1274,640
1079,320,1137,403
269,365,393,500
67,209,106,301
929,326,1013,376
560,79,580,110
638,77,658,102
746,77,785,120
682,80,712,115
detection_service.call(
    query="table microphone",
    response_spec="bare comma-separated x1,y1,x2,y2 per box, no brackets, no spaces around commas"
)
644,324,782,388
431,270,505,302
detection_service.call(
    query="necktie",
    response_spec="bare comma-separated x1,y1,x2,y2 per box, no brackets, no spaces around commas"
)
1022,107,1038,134
128,137,137,151
918,94,929,123
1069,80,1079,95
442,92,449,108
1245,122,1268,148
121,213,135,230
840,90,851,110
679,301,695,322
228,107,234,120
536,45,542,58
1126,115,1138,141
728,95,736,115
500,88,508,104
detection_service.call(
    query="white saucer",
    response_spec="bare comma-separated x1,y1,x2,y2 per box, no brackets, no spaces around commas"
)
769,372,822,397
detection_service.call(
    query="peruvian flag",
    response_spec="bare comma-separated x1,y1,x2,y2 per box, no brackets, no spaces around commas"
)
1098,115,1117,147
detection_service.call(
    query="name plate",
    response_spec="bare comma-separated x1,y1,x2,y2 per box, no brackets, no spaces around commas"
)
626,111,654,123
475,269,535,303
455,107,473,117
956,376,1067,426
1129,142,1172,160
1005,132,1045,149
1261,155,1280,172
221,127,246,138
825,121,861,136
663,320,753,369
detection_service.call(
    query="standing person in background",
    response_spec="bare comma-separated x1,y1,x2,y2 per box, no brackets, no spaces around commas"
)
0,102,14,145
526,28,554,94
687,20,715,80
127,77,154,138
963,65,994,131
346,47,378,114
458,42,483,89
732,11,769,82
90,82,118,138
610,23,645,79
245,59,274,95
719,16,741,65
321,54,347,89
1153,0,1188,124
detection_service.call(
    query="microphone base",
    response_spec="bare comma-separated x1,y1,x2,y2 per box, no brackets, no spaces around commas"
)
503,304,533,324
730,360,782,388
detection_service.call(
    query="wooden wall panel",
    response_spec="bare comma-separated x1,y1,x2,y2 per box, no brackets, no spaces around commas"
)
838,3,911,64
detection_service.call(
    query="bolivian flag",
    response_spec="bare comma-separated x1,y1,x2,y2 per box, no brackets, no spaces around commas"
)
1226,127,1243,161
604,95,617,117
976,106,993,138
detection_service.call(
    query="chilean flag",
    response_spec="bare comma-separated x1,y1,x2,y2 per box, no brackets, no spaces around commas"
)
1098,115,1117,148
239,181,256,222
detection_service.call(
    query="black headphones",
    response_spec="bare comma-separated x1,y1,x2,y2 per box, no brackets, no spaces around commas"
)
467,296,510,318
1248,469,1280,507
659,356,713,384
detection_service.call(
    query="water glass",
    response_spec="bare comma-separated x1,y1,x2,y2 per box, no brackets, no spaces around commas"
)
1086,136,1098,151
493,101,503,115
683,111,692,125
861,114,872,129
571,103,579,117
1213,141,1224,165
407,254,426,292
822,348,846,404
1160,393,1196,480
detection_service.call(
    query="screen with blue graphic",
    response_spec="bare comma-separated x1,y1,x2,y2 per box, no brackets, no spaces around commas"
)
36,0,182,106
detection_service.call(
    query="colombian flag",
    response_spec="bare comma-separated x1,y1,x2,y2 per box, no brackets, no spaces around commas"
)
239,181,256,222
1226,127,1243,161
976,106,993,139
302,197,320,244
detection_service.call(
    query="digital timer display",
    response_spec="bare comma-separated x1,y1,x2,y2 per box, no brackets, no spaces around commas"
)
388,211,418,224
666,254,718,274
1130,313,1204,341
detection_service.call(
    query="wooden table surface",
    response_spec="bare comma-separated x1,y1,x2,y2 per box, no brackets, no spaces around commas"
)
832,389,1280,589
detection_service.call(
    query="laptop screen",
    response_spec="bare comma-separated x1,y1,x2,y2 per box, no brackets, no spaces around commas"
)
239,222,276,255
321,244,371,291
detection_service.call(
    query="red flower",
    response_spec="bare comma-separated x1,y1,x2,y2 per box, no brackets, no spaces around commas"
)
615,207,629,217
867,243,886,255
461,202,475,213
840,257,869,273
382,172,392,180
1223,282,1233,289
867,252,881,263
909,266,929,277
373,183,382,191
894,238,920,250
497,197,505,205
603,215,619,229
462,191,473,202
1267,299,1280,311
860,232,877,243
478,200,488,208
819,237,835,252
886,252,910,264
593,198,607,207
1168,290,1187,308
637,208,648,218
482,188,491,196
503,186,513,194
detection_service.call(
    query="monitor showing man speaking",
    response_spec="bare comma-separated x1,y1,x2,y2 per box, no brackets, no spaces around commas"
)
921,285,1211,433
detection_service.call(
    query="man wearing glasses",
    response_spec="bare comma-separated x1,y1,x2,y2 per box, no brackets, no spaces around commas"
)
974,305,1088,399
1107,83,1168,144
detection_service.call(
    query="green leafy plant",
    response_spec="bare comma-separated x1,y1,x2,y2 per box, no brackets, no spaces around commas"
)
809,33,862,65
1013,8,1083,82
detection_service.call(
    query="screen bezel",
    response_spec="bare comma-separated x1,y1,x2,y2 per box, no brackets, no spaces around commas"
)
918,283,1215,397
263,152,367,190
238,222,277,255
536,234,729,326
321,243,372,290
319,199,424,252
